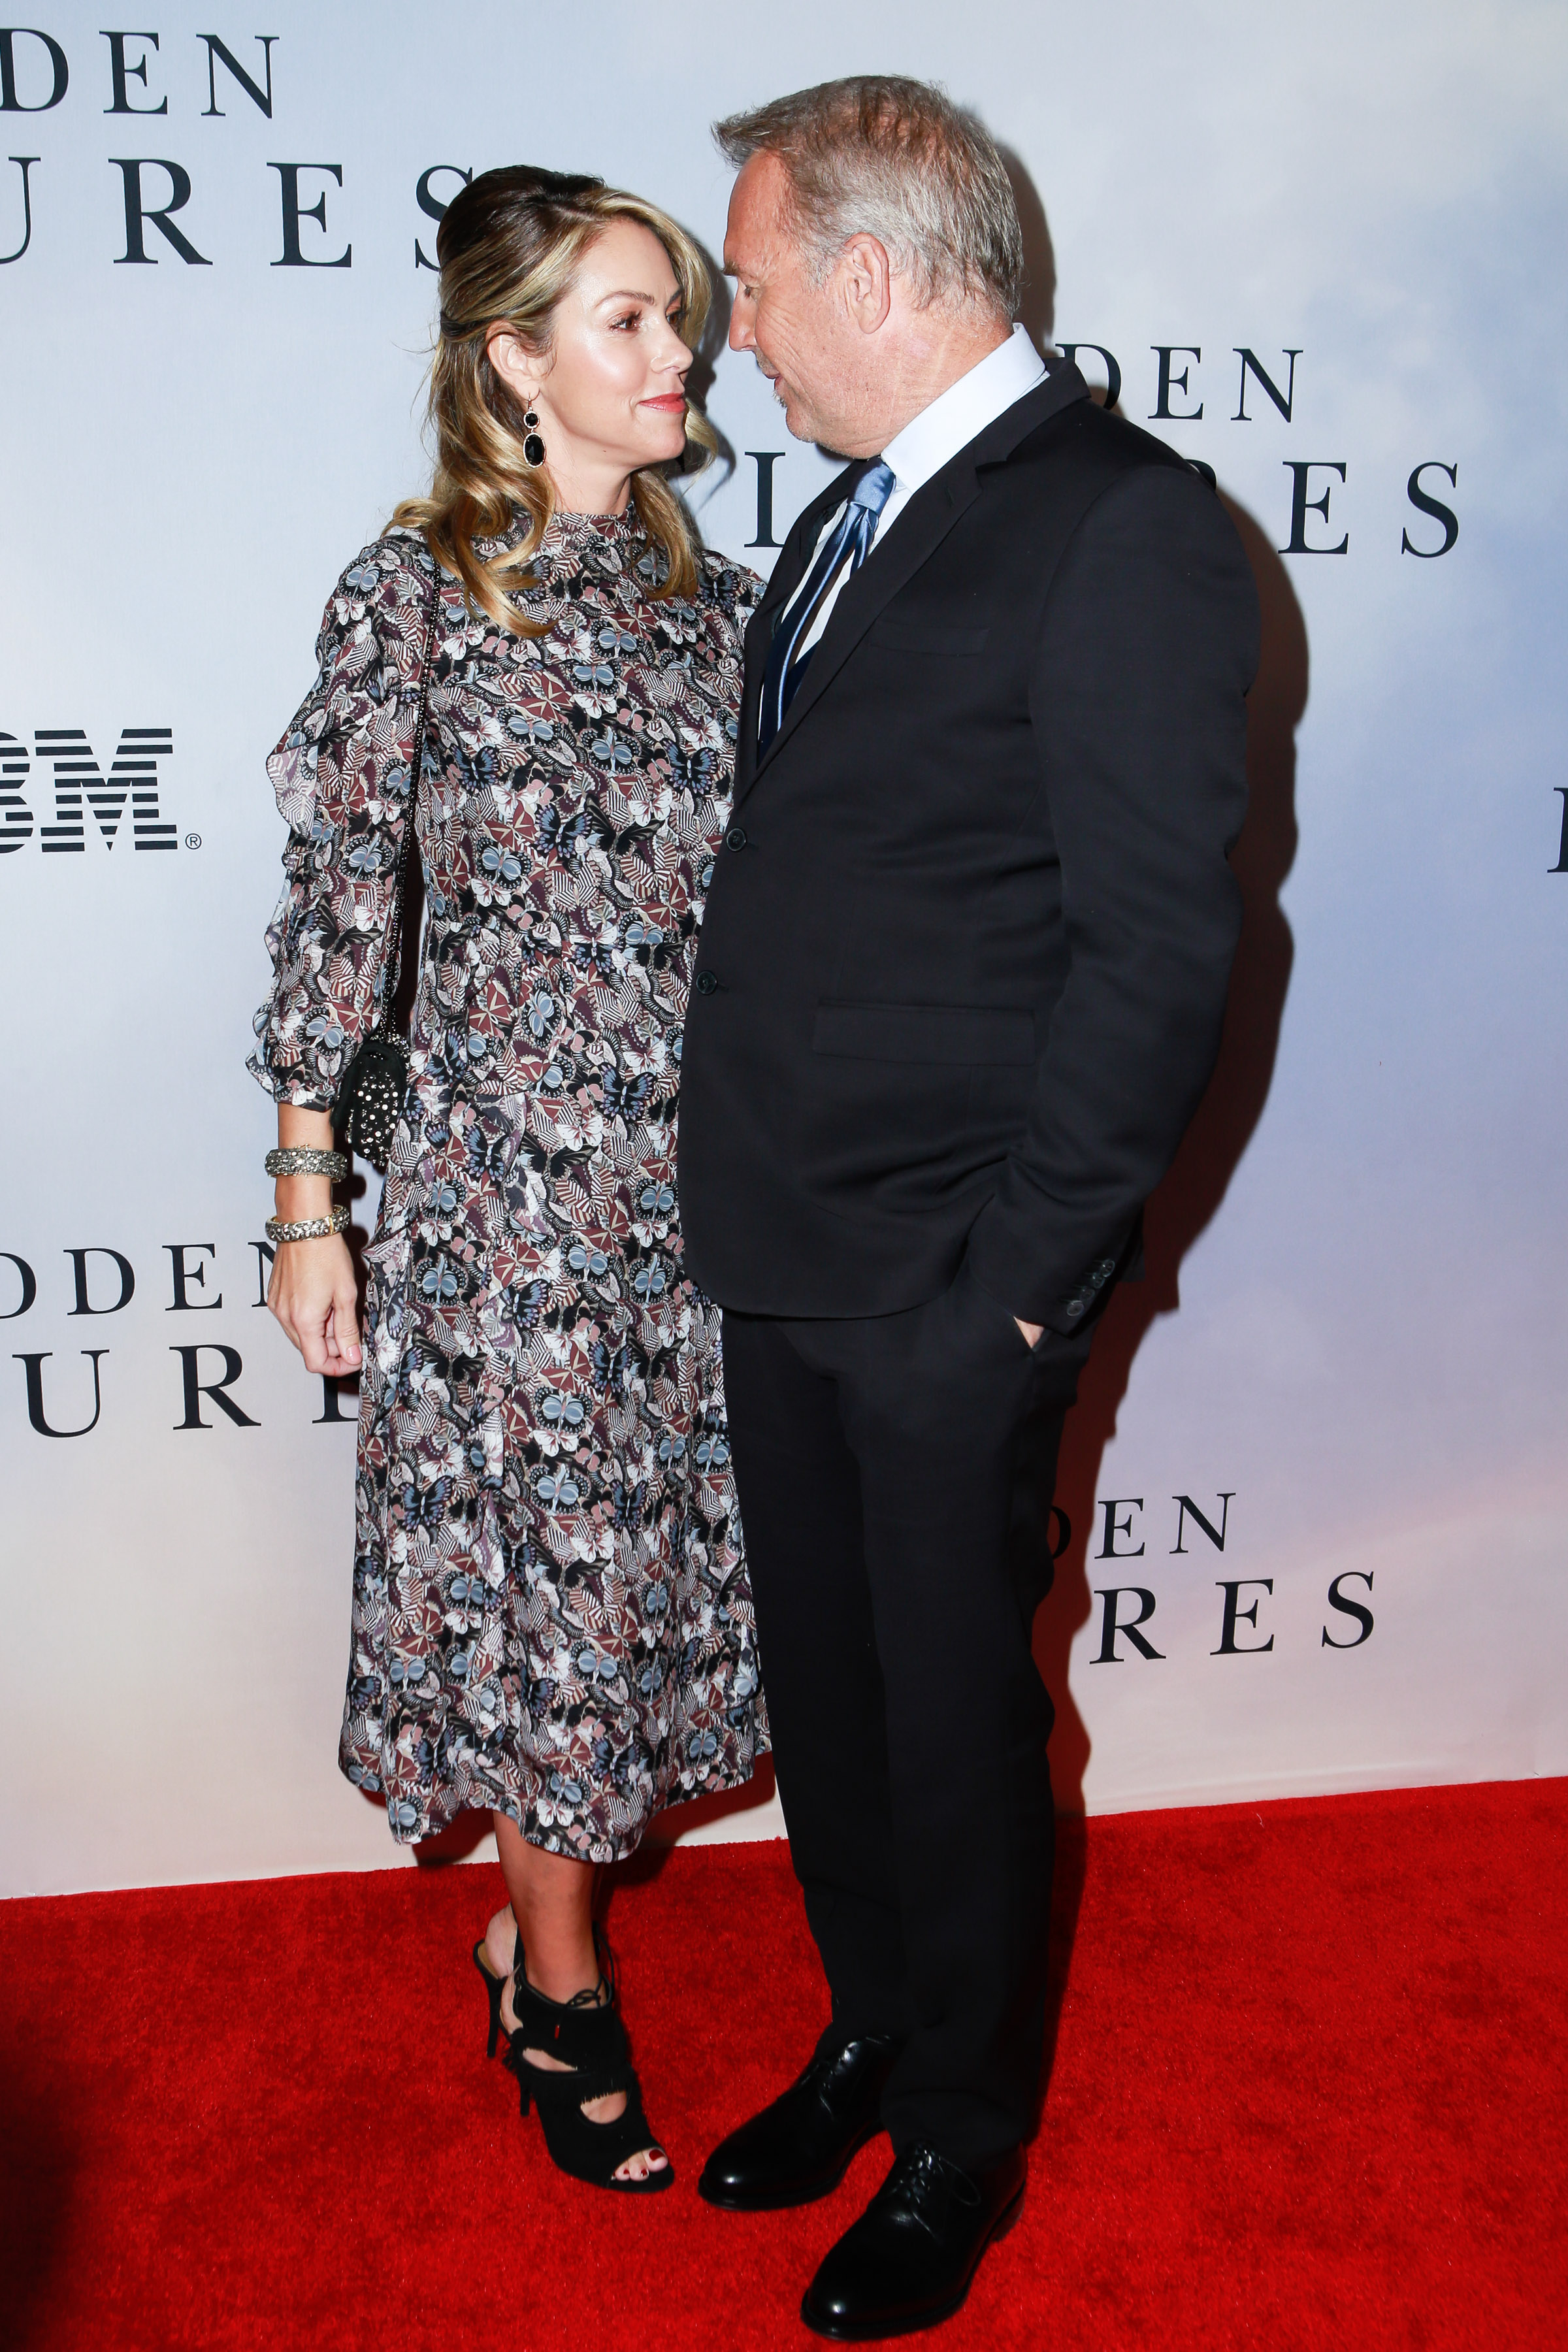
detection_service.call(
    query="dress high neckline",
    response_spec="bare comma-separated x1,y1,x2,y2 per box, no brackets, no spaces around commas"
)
529,504,646,585
552,504,636,528
541,506,638,547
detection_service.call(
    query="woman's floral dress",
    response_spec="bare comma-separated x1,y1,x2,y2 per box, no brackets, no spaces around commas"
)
250,510,768,1861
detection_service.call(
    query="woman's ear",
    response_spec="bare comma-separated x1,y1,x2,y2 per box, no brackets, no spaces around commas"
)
486,324,540,408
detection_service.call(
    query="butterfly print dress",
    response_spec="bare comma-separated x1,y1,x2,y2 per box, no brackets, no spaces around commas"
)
250,509,768,1860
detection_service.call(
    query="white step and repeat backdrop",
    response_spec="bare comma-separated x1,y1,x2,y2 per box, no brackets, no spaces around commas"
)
3,3,1565,1895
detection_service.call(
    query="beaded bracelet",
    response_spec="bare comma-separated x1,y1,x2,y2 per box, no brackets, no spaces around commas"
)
265,1147,349,1179
265,1204,351,1245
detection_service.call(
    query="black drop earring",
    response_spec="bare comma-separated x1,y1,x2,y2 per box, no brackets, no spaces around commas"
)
523,409,546,467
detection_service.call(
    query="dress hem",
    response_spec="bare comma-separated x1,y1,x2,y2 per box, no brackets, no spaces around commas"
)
342,1736,770,1867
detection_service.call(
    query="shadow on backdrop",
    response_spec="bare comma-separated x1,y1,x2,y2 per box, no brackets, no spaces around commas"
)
1000,145,1057,351
1032,497,1307,1816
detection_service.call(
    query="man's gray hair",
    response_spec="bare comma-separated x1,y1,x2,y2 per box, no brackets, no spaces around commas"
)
715,75,1024,318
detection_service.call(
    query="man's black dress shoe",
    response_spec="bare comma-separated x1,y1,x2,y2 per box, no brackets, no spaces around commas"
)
698,2031,900,2210
800,2140,1026,2341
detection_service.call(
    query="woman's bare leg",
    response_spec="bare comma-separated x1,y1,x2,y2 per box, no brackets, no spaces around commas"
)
485,1811,666,2181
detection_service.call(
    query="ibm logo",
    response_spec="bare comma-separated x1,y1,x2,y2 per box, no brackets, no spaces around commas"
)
1,727,176,852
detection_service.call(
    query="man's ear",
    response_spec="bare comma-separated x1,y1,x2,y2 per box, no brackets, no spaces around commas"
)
840,233,894,335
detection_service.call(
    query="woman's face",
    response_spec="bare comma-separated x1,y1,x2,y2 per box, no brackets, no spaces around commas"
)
489,219,694,510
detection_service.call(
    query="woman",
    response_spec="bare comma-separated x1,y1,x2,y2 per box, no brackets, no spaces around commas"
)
249,167,766,2192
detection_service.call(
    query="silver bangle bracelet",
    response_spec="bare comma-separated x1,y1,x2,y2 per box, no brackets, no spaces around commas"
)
266,1147,349,1179
265,1205,351,1245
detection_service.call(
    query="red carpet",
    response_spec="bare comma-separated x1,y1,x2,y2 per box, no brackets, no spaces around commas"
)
2,1780,1565,2351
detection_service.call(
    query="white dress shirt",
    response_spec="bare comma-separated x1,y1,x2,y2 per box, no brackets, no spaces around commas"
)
782,322,1048,657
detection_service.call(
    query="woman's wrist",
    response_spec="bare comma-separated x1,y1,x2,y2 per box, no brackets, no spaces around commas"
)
274,1173,334,1219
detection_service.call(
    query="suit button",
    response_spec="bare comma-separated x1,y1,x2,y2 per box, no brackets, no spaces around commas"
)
725,825,748,851
694,970,719,996
1065,1299,1084,1318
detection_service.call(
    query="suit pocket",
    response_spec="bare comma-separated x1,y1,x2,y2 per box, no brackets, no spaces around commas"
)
812,1000,1036,1066
865,620,990,656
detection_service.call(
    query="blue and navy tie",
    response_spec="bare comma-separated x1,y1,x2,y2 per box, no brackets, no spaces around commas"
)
757,459,896,755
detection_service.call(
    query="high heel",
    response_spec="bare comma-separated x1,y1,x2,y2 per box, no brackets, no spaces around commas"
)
501,1930,673,2195
472,1936,510,2061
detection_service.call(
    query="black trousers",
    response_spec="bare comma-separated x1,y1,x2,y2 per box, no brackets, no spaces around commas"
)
721,1259,1090,2172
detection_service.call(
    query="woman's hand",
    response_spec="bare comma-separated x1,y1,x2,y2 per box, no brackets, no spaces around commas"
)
268,1103,361,1375
268,1233,362,1375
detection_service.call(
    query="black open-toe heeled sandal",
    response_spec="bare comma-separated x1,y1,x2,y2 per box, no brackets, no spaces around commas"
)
472,1935,512,2061
502,1932,672,2195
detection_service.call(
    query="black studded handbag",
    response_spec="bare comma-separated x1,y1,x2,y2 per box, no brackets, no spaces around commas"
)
331,565,439,1173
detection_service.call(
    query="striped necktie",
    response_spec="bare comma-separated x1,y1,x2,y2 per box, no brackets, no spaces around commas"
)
757,459,896,755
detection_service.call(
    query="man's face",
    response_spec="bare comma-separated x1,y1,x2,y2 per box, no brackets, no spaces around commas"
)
723,153,877,457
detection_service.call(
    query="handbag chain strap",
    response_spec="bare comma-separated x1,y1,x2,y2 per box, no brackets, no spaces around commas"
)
372,557,441,1043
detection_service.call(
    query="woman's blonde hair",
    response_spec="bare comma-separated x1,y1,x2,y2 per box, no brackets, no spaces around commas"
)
391,166,717,633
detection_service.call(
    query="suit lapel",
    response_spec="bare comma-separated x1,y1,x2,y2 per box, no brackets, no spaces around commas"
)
749,469,982,781
740,361,1092,794
733,465,859,803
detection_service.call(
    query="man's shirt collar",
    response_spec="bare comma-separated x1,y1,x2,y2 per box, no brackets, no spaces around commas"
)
881,322,1047,499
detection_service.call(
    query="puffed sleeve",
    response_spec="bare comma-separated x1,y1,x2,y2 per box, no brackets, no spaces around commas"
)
248,536,438,1109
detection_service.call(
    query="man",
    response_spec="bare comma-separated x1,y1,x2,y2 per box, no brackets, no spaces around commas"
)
679,76,1259,2340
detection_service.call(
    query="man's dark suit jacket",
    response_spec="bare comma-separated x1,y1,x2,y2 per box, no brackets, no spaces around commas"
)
678,359,1261,1333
